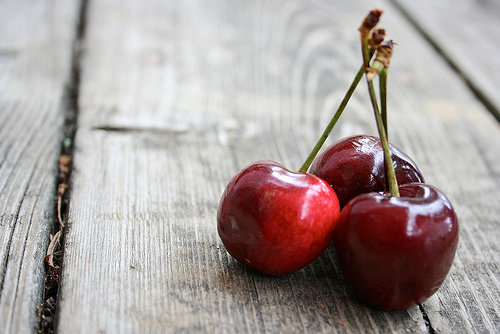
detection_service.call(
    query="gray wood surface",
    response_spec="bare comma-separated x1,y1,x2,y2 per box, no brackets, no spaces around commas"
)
54,0,500,333
391,0,500,118
0,0,79,332
0,0,496,332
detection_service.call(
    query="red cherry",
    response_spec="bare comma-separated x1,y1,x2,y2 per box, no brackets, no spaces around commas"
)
217,161,340,276
333,183,459,310
310,135,424,207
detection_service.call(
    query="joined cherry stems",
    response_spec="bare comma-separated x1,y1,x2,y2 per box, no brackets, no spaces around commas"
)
361,34,399,197
297,8,398,199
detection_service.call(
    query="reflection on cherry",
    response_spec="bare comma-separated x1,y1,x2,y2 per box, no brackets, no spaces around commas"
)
218,161,340,276
310,135,424,207
333,183,459,310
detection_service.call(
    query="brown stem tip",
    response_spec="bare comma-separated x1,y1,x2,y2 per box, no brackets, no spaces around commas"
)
369,28,386,49
375,40,395,68
359,9,383,36
366,40,395,81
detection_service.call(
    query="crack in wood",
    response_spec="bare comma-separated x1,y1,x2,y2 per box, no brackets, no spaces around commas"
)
419,304,436,334
37,0,89,333
92,125,191,136
0,189,28,303
0,154,40,304
10,187,40,327
0,48,19,58
93,125,170,133
387,0,500,122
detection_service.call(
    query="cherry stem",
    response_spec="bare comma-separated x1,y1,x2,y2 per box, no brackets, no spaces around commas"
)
298,62,366,173
366,80,399,196
380,68,388,138
362,39,371,69
362,53,400,197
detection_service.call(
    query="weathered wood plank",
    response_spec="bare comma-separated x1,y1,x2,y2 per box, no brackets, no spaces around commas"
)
0,0,79,332
391,0,500,118
57,0,500,333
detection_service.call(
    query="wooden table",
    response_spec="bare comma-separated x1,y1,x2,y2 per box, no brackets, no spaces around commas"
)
1,0,499,333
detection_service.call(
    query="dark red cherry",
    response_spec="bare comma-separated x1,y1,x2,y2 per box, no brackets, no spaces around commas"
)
333,183,459,310
217,161,340,276
310,135,424,207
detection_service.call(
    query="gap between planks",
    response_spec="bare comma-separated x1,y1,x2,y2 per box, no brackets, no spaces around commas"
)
37,0,89,332
387,0,500,122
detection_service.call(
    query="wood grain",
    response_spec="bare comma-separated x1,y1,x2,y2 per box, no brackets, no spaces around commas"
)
390,0,500,118
57,0,500,333
0,0,79,332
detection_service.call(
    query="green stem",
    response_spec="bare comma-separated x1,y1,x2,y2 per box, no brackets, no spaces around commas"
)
361,39,371,69
366,79,399,197
360,39,399,197
380,68,388,138
298,63,365,173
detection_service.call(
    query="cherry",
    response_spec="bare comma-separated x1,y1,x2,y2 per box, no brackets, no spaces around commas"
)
333,183,459,310
217,161,340,276
309,135,424,207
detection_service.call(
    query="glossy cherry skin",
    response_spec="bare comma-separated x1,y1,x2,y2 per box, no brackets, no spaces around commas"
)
310,135,424,207
217,160,340,276
334,183,459,310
